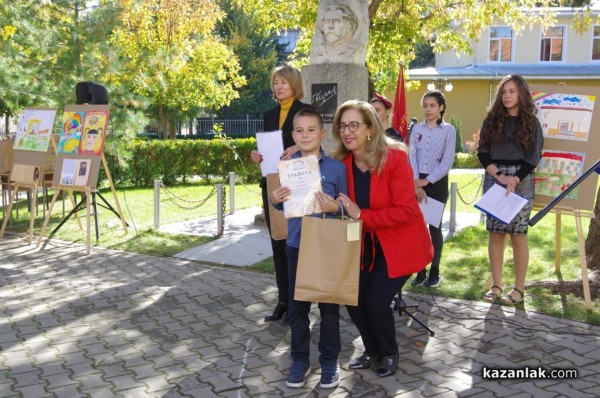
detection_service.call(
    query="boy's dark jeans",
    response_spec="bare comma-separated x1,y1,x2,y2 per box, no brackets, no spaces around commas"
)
286,246,341,365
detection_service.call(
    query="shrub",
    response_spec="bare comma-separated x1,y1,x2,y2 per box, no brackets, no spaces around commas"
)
449,114,464,153
454,152,482,169
103,137,262,187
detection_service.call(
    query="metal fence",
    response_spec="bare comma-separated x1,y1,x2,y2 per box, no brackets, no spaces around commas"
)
143,117,263,138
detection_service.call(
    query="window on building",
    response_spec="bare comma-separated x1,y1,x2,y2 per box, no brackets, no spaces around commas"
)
593,26,600,61
277,30,300,53
489,27,513,62
540,27,564,62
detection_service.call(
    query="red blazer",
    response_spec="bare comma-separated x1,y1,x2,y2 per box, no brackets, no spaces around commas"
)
344,148,433,278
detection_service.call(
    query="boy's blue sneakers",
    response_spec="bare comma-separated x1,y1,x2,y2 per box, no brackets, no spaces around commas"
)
320,362,340,389
286,360,311,388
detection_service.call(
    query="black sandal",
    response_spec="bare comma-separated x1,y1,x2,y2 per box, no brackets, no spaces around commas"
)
501,287,524,305
483,285,503,303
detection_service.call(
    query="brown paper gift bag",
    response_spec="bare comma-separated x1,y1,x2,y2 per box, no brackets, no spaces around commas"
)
295,211,362,305
265,173,287,240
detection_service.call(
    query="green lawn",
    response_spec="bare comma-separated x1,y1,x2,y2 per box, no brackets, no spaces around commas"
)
1,181,263,257
2,172,598,324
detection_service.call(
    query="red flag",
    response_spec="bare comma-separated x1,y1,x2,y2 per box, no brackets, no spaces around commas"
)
391,63,408,141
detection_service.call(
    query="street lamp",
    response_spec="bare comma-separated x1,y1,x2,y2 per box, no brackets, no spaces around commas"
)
427,79,453,92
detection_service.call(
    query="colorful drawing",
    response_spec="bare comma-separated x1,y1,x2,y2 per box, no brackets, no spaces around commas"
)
534,150,585,199
531,92,595,142
14,109,57,152
79,111,108,156
58,111,84,154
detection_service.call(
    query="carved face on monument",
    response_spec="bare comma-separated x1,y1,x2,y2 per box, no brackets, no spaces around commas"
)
319,5,357,52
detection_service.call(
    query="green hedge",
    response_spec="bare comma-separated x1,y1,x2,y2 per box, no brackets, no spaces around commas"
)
454,152,482,169
101,137,482,187
103,137,261,186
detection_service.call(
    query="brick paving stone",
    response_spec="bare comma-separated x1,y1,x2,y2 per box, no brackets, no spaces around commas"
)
402,381,450,397
13,382,51,398
553,348,596,367
456,388,491,398
43,371,80,391
71,371,112,390
510,381,561,397
79,386,116,398
133,374,175,393
0,382,15,397
113,386,149,397
106,374,146,393
475,381,521,397
11,370,43,387
35,361,68,378
546,382,597,398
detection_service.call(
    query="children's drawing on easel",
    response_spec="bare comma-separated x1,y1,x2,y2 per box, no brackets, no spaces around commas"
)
59,158,77,185
14,109,57,152
535,150,586,199
74,159,91,186
532,92,595,142
11,164,41,184
58,111,84,154
80,111,108,155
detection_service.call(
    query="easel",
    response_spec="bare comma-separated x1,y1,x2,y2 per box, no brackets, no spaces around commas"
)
0,179,40,244
528,158,600,311
541,207,595,310
38,152,128,254
37,104,128,255
0,139,82,243
0,108,58,243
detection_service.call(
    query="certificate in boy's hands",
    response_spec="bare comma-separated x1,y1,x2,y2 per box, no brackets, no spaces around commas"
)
474,183,529,224
278,155,322,218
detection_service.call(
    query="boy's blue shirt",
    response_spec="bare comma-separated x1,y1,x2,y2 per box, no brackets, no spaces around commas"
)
274,150,348,249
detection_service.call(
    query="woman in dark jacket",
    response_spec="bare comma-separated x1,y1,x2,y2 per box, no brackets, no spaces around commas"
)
251,65,314,323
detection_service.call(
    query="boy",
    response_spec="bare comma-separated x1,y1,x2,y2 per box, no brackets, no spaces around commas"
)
270,109,348,389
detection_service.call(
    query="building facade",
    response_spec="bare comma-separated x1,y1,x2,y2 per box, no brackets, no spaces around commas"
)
405,5,600,147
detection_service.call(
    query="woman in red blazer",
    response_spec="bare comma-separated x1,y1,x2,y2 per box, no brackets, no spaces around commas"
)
331,100,433,377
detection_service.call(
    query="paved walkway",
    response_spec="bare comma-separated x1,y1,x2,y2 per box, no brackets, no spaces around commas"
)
1,232,599,397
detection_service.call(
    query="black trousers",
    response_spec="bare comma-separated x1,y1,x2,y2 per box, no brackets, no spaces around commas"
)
420,174,449,278
346,237,409,357
286,246,340,364
261,178,289,303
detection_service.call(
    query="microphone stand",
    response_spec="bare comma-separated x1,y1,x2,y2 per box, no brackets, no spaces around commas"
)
403,118,418,144
393,278,436,336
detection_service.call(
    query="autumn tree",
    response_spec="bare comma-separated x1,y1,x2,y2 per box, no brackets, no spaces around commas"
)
0,0,147,134
214,0,280,120
109,0,246,139
232,0,559,92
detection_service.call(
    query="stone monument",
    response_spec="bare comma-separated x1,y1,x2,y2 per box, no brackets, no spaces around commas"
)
302,0,370,151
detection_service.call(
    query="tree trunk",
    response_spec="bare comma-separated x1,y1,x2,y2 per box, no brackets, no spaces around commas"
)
158,106,168,140
585,184,600,271
168,120,176,139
